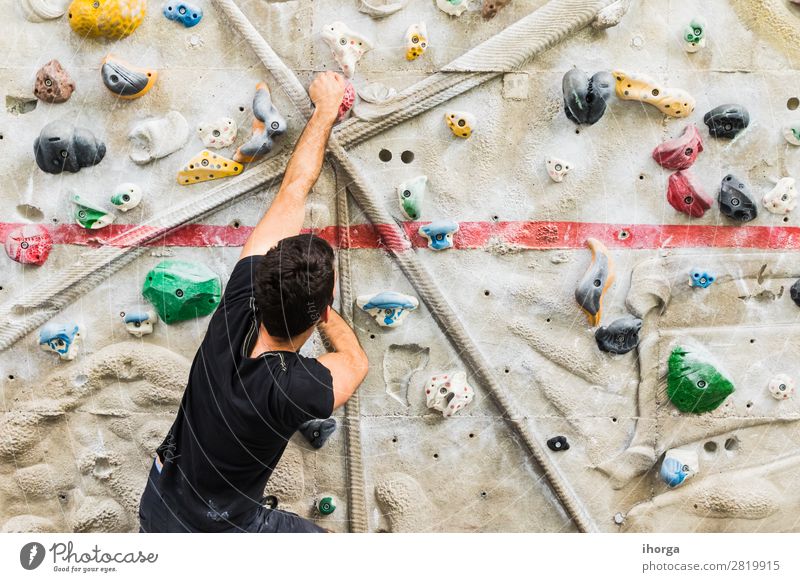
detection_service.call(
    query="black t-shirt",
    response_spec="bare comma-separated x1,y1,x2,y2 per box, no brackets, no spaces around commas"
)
155,255,334,532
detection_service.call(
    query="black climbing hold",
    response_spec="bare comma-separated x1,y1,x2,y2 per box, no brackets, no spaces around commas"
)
595,315,643,355
703,104,750,139
33,120,106,174
562,69,613,126
547,436,570,452
263,495,279,509
298,417,337,449
719,174,758,222
791,279,800,307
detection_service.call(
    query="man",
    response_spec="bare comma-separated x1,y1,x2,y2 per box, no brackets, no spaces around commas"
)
138,72,369,533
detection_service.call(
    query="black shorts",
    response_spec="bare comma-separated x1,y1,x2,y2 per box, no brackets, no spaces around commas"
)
138,459,325,533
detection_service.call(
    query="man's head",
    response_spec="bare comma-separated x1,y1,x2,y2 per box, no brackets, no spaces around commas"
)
255,234,335,339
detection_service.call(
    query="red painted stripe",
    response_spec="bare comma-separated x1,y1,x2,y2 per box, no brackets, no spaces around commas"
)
2,221,799,250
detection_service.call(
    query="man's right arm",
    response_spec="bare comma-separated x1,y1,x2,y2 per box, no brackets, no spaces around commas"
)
317,310,369,410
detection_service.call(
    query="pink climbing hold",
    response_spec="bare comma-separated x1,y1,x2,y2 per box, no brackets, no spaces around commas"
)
652,124,703,170
667,170,712,217
5,224,53,266
338,81,356,121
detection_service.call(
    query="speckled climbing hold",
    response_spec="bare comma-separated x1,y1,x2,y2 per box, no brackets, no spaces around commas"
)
762,177,797,215
142,260,222,324
782,124,800,146
545,156,572,182
575,238,615,327
703,104,749,139
562,68,613,126
33,120,105,174
128,111,189,165
683,16,706,52
177,150,243,185
122,309,156,337
666,345,735,413
405,23,428,61
689,269,715,289
419,220,458,251
34,60,75,104
320,21,373,78
298,418,337,449
110,183,143,212
791,279,800,307
338,81,356,121
719,174,758,222
358,0,407,18
21,0,67,22
425,371,474,417
233,82,287,164
666,171,712,218
592,0,631,30
482,0,511,19
38,322,81,360
613,70,695,118
546,436,570,452
768,374,795,400
162,1,202,28
101,55,157,100
197,117,237,149
318,496,336,515
652,125,703,170
72,194,114,230
444,111,476,139
68,0,146,40
436,0,468,16
595,316,642,355
4,224,52,266
659,448,698,488
397,175,427,220
356,291,418,327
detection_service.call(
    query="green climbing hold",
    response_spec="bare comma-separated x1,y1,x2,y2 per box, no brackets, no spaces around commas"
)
72,194,114,230
666,346,735,414
318,496,336,515
142,260,221,324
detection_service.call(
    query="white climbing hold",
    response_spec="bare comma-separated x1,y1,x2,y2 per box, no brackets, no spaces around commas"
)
436,0,468,17
783,124,800,146
405,23,428,61
19,0,67,22
122,309,157,337
358,0,407,18
356,291,419,327
768,374,795,400
128,111,190,165
110,182,143,212
591,0,631,30
357,82,398,104
425,371,475,417
320,21,373,78
762,177,797,215
197,117,237,149
546,156,572,182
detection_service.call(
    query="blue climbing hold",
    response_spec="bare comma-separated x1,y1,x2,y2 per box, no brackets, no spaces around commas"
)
357,291,419,328
38,322,81,360
689,269,715,288
419,220,459,251
163,2,203,28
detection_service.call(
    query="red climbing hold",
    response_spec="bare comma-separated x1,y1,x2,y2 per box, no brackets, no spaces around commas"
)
652,124,703,170
5,224,53,265
667,171,712,217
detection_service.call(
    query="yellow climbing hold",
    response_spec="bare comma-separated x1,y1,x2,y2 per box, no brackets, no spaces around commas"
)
68,0,146,41
405,23,428,61
177,150,243,185
445,111,476,139
612,70,695,118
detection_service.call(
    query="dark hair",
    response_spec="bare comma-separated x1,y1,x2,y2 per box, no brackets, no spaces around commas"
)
255,234,335,339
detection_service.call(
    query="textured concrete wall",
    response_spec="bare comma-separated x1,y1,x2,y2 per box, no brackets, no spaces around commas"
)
3,0,800,533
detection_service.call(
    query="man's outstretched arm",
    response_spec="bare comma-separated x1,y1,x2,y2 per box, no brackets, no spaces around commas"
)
317,310,369,410
240,72,346,259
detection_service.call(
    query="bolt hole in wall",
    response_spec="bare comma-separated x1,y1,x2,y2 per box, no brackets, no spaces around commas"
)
788,97,800,111
704,441,717,453
724,437,740,451
231,219,241,228
400,150,415,164
378,148,392,162
484,290,490,296
433,453,439,459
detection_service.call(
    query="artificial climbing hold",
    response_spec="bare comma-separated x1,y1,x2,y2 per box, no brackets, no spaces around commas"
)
425,371,475,417
318,496,336,515
659,448,699,488
405,23,428,61
141,260,222,324
689,269,715,289
719,174,758,222
667,171,712,217
561,68,613,126
298,418,337,449
33,120,105,174
101,55,157,100
122,309,157,337
782,124,800,146
72,194,114,230
613,70,695,118
38,322,81,360
320,21,373,78
575,238,615,327
233,83,287,163
197,117,237,149
482,0,511,19
436,0,468,17
68,0,146,40
768,374,795,400
358,0,407,18
33,60,75,104
21,0,67,22
356,291,419,327
128,111,189,165
666,345,735,413
419,220,458,251
397,175,427,220
110,183,143,212
683,16,706,52
545,156,572,182
652,125,703,170
703,104,750,139
762,177,797,215
546,436,570,452
162,1,203,28
177,150,243,185
338,81,356,121
791,279,800,307
358,82,397,104
444,111,476,139
595,315,642,355
4,224,53,266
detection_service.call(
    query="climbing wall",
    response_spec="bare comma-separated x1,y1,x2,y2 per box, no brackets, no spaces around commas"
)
3,0,800,533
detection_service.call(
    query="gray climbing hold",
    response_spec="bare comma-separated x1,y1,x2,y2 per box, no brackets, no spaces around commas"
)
33,120,106,174
719,174,757,222
791,279,800,307
298,418,337,449
562,69,614,125
547,436,570,452
703,104,750,139
595,315,642,354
